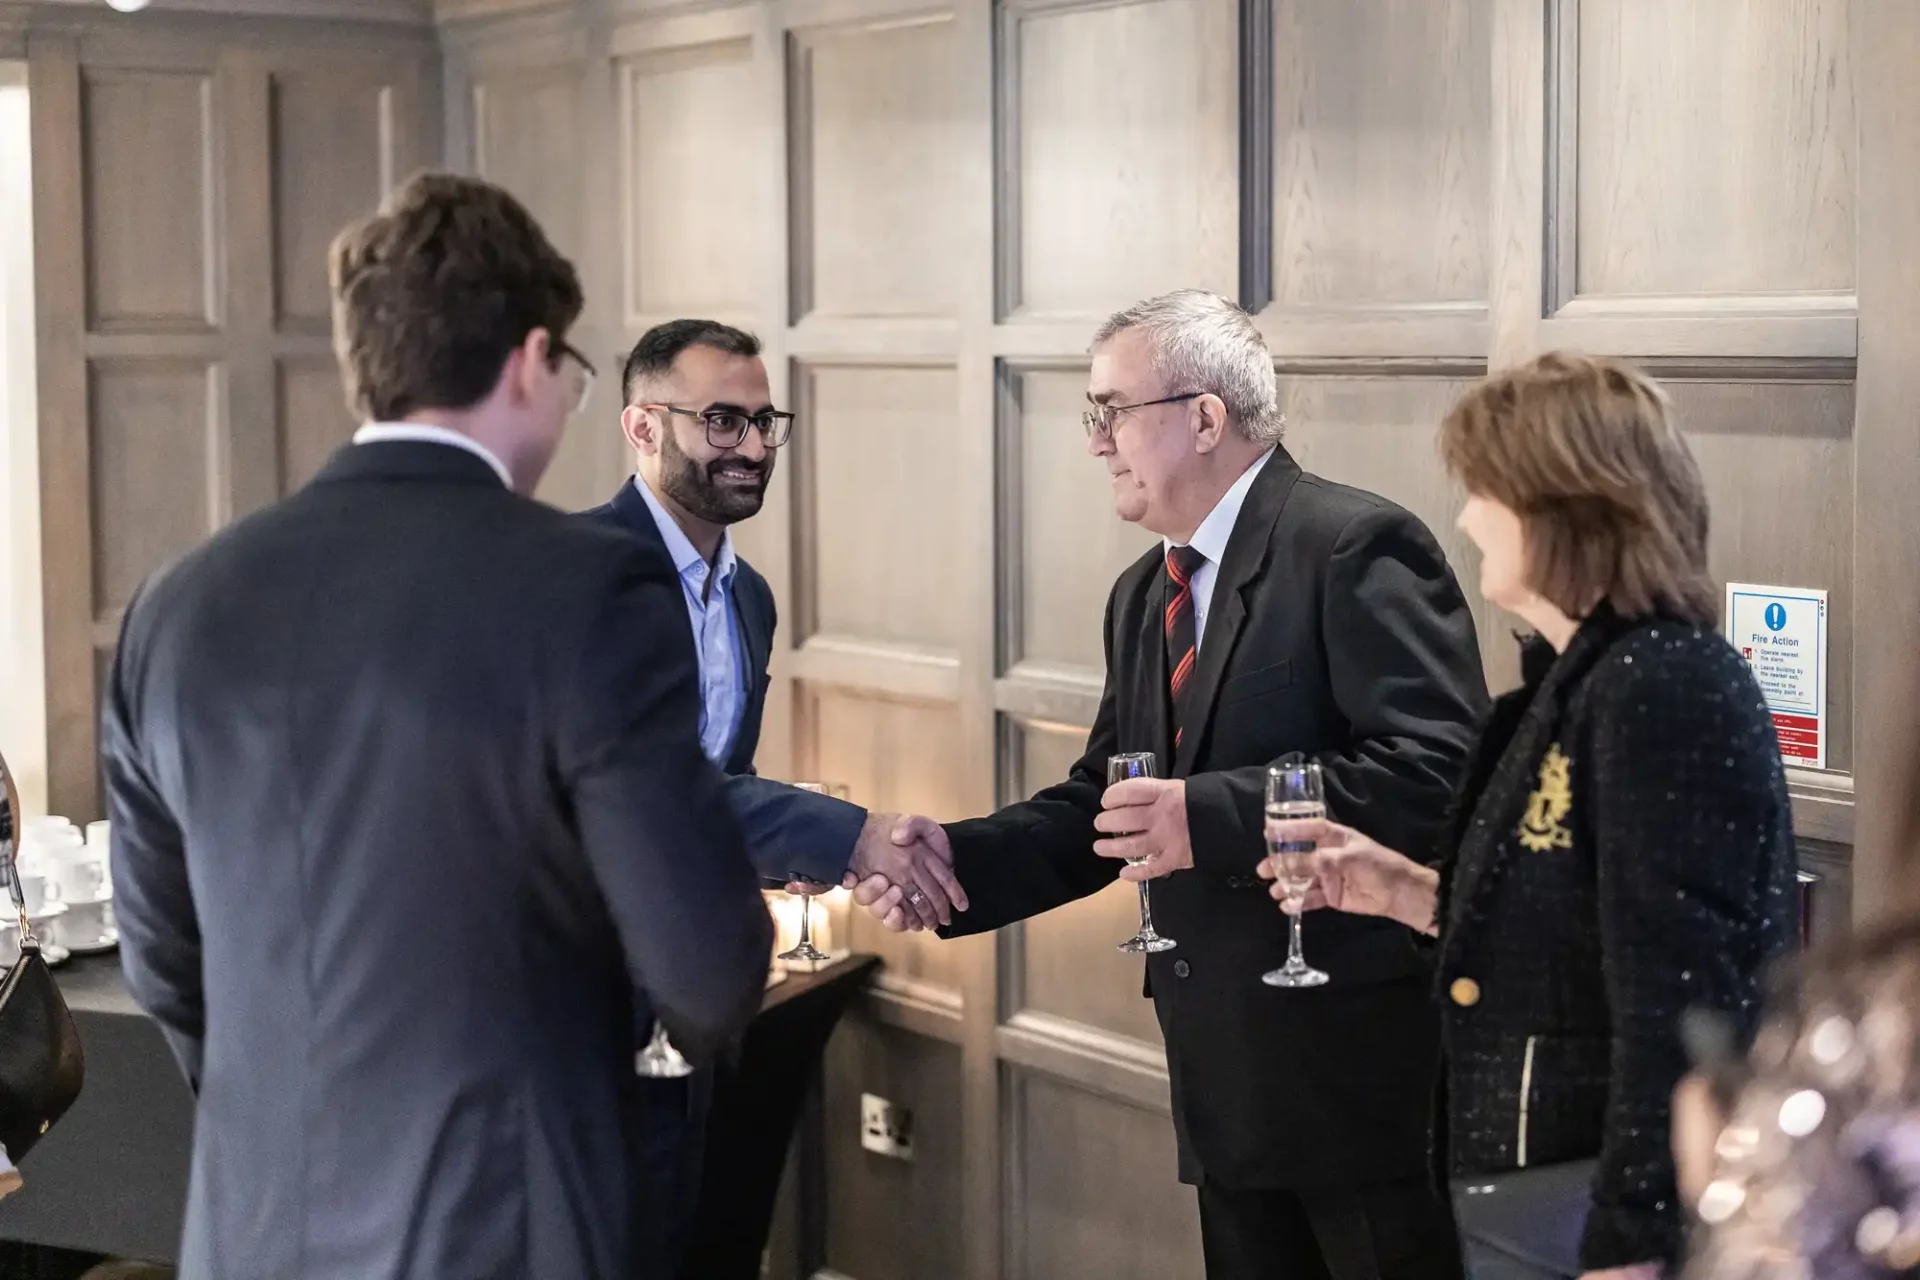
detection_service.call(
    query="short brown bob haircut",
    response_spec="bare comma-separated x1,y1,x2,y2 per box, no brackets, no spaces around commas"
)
1439,351,1716,627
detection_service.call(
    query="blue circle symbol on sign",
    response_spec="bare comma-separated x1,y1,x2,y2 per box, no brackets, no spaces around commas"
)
1765,603,1787,631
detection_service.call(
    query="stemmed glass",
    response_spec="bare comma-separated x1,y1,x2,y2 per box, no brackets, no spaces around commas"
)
777,782,836,964
1262,757,1329,987
635,1017,693,1078
1109,752,1176,954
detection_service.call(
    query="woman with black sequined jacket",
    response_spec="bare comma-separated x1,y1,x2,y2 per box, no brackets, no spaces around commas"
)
1261,353,1800,1278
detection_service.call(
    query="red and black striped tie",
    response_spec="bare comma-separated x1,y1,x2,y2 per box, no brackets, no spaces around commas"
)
1165,544,1207,749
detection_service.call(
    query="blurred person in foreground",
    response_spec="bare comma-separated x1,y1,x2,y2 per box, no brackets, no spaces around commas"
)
102,172,773,1279
1673,716,1920,1280
1264,352,1800,1278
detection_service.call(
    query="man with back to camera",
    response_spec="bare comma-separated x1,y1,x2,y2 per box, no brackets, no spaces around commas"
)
103,172,774,1279
582,319,966,1274
850,291,1491,1279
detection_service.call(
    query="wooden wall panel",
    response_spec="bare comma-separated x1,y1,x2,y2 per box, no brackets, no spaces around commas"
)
1277,372,1510,687
1666,376,1856,771
1011,719,1163,1045
791,14,960,323
1008,365,1158,673
34,17,441,823
1271,0,1490,309
617,38,759,322
1009,1074,1201,1280
472,64,583,258
823,1018,966,1280
804,685,968,996
81,69,217,332
277,358,356,492
1573,0,1854,300
270,72,392,331
88,362,218,616
801,362,961,649
1005,0,1236,319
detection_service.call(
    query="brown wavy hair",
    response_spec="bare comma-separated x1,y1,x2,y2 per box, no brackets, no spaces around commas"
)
1439,351,1716,627
329,171,583,422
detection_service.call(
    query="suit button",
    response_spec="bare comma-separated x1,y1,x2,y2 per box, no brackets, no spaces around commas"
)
1173,960,1191,978
1449,977,1481,1007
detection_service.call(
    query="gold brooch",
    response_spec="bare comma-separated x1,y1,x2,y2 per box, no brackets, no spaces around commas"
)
1517,744,1574,851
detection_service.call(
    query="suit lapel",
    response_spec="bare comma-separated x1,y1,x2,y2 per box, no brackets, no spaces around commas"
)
1171,450,1303,776
1142,568,1174,768
732,574,771,699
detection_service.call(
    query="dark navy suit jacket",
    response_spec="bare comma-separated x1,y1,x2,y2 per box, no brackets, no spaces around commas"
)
580,478,864,1277
580,477,865,881
104,443,775,1279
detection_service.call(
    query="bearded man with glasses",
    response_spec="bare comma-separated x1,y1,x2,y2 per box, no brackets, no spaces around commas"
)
581,320,963,1277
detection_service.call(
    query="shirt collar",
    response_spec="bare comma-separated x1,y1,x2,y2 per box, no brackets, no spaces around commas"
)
633,474,735,586
1163,447,1276,566
352,422,513,489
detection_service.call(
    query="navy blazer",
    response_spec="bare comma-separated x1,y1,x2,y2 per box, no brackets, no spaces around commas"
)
581,478,862,887
104,443,775,1279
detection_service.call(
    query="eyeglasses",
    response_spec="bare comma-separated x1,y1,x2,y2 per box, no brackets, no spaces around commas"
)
554,339,597,416
644,404,796,450
1081,392,1204,442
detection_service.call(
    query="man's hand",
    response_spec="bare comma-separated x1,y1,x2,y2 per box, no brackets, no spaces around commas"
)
1254,818,1437,935
1092,777,1192,880
816,812,965,932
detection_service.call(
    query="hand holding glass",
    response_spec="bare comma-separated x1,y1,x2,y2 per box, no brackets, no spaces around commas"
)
1109,753,1176,954
1263,760,1329,987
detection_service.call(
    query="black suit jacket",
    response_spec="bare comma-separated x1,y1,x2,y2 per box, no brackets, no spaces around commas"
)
102,442,775,1280
1433,605,1797,1269
941,448,1488,1189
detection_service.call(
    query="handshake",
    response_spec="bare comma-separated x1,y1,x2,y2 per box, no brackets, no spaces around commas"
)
785,812,965,933
784,776,1197,933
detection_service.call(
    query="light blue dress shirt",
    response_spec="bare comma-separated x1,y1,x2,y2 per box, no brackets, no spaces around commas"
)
634,478,747,765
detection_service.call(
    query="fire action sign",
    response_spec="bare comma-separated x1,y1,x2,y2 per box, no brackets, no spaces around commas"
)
1724,583,1828,769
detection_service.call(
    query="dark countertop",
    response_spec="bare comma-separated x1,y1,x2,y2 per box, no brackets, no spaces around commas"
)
0,949,879,1266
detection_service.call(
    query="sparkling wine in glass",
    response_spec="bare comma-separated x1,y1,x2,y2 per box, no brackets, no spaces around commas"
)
1262,758,1329,988
778,782,834,963
635,1017,694,1078
1109,752,1175,954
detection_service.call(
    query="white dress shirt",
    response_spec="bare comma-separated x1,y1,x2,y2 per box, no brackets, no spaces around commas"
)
632,477,748,766
352,422,513,489
1164,447,1276,650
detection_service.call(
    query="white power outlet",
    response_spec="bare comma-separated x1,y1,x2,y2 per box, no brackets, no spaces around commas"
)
860,1092,915,1160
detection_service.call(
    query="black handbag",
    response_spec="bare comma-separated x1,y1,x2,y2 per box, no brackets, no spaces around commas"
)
1453,1160,1595,1279
0,750,85,1161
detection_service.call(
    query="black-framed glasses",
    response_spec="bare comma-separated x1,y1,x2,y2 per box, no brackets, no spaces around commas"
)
554,339,597,416
1081,392,1203,441
646,404,796,450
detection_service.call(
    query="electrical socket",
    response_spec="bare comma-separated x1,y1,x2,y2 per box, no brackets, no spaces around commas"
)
860,1092,914,1160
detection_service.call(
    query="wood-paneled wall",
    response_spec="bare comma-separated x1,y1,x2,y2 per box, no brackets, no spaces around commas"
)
434,2,1920,1278
19,2,442,821
23,0,1920,1276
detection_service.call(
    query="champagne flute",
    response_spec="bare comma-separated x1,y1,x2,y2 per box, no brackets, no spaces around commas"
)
778,782,834,963
1109,752,1176,954
1262,758,1329,987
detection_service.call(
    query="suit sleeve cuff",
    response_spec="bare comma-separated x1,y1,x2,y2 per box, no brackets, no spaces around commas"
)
1183,771,1265,877
788,802,865,886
